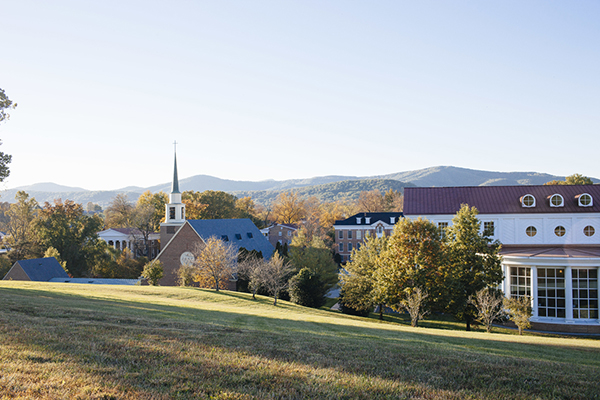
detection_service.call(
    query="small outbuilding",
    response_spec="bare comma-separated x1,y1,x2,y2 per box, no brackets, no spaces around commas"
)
3,257,70,282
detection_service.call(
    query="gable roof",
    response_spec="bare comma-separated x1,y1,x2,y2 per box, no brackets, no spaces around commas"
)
11,257,69,281
334,212,403,226
187,219,275,258
404,185,600,215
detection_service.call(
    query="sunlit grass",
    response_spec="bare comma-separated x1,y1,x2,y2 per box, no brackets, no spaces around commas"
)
0,281,599,399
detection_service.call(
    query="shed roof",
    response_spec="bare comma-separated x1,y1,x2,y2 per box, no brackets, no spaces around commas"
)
404,185,600,215
11,257,69,281
187,219,275,258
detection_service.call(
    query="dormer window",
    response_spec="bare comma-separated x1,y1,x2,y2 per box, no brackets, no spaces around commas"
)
365,217,371,224
578,193,593,207
390,217,396,224
521,194,536,208
356,217,362,224
550,194,564,207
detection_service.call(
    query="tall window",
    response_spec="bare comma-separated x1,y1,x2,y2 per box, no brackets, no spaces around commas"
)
438,222,448,238
572,269,599,319
484,221,495,236
537,268,566,318
339,243,344,252
338,230,343,239
510,267,531,297
348,243,353,252
356,230,362,240
169,207,176,220
348,230,353,239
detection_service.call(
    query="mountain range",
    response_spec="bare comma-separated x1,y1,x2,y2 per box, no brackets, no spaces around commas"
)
2,166,596,208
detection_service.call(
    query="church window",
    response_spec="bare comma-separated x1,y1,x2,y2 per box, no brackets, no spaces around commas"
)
526,226,537,237
584,226,595,237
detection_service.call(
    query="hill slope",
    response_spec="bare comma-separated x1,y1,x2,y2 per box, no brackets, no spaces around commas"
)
0,282,598,399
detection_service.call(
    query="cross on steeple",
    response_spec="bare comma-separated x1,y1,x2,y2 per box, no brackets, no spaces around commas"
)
173,140,178,153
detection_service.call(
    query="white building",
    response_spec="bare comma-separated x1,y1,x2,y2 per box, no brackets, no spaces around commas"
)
404,185,600,334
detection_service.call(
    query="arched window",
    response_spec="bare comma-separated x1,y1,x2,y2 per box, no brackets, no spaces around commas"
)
521,194,536,208
578,193,593,207
550,194,564,207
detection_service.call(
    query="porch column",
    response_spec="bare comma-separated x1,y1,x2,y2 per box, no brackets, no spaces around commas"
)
565,266,574,322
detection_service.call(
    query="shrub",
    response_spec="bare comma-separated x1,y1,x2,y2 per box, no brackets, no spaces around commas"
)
289,268,327,308
504,295,533,335
142,260,164,286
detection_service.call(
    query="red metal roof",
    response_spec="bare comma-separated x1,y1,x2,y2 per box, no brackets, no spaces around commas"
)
501,246,600,258
404,185,600,215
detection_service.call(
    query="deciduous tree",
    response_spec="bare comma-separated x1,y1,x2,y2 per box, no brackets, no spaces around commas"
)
192,236,237,291
442,204,503,331
469,287,506,333
357,190,385,212
258,253,295,305
4,191,42,262
272,191,306,224
544,173,594,185
289,228,338,290
105,194,134,228
136,191,168,231
36,199,104,277
142,259,164,286
504,295,533,335
0,88,15,181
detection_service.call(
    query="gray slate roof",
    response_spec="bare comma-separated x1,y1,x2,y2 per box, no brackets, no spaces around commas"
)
404,185,600,215
334,212,403,226
12,257,69,281
187,218,275,258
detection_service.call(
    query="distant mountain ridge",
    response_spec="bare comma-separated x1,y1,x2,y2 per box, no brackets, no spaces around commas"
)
2,166,597,207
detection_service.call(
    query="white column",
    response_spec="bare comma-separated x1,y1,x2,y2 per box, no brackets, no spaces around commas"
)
531,267,538,319
565,266,574,322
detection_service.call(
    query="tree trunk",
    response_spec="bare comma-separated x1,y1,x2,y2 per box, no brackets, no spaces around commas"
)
379,303,384,320
466,317,471,331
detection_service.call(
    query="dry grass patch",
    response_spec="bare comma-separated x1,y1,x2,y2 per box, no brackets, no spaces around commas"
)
0,282,598,399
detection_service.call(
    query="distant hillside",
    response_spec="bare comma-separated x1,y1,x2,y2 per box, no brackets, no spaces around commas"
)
3,166,597,207
233,179,415,205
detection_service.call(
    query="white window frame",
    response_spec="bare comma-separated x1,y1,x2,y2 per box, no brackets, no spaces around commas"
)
550,194,564,207
521,194,536,208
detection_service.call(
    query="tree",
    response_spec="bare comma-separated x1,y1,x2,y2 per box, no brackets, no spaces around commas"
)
339,234,388,317
142,260,164,286
36,199,105,277
398,287,429,328
43,246,67,272
376,217,445,325
237,249,266,299
105,194,134,228
258,253,295,305
383,189,403,212
271,191,306,224
442,204,503,331
86,202,102,212
183,190,240,220
357,190,385,212
544,173,594,186
289,267,327,308
136,191,168,231
131,202,157,257
289,227,338,290
192,236,237,291
504,295,533,335
0,88,15,182
469,287,506,333
4,191,42,262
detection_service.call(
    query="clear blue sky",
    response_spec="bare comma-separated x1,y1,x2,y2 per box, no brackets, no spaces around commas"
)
1,1,599,191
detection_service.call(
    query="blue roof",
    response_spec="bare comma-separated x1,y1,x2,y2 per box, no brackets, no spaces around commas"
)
49,278,140,285
14,257,70,281
187,218,275,258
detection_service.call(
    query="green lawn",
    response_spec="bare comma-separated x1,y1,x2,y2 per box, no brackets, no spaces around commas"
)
0,282,598,399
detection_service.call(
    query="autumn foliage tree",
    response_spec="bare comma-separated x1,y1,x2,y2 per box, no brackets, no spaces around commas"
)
192,237,238,291
272,191,306,224
544,173,594,186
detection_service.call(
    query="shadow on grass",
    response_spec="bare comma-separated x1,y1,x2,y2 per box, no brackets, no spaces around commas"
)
1,285,599,399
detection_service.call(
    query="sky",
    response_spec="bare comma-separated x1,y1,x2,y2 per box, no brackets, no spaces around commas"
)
1,1,599,191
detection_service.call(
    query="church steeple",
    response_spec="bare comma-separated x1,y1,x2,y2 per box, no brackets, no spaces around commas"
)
164,141,185,225
171,144,180,194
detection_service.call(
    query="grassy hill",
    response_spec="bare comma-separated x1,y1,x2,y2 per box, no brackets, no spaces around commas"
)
1,282,598,399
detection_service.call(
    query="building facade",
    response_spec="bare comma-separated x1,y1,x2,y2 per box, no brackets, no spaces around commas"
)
333,212,403,262
404,185,600,333
261,223,298,247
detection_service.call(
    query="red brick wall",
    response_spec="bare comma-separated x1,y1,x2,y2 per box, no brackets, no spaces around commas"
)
157,224,203,286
